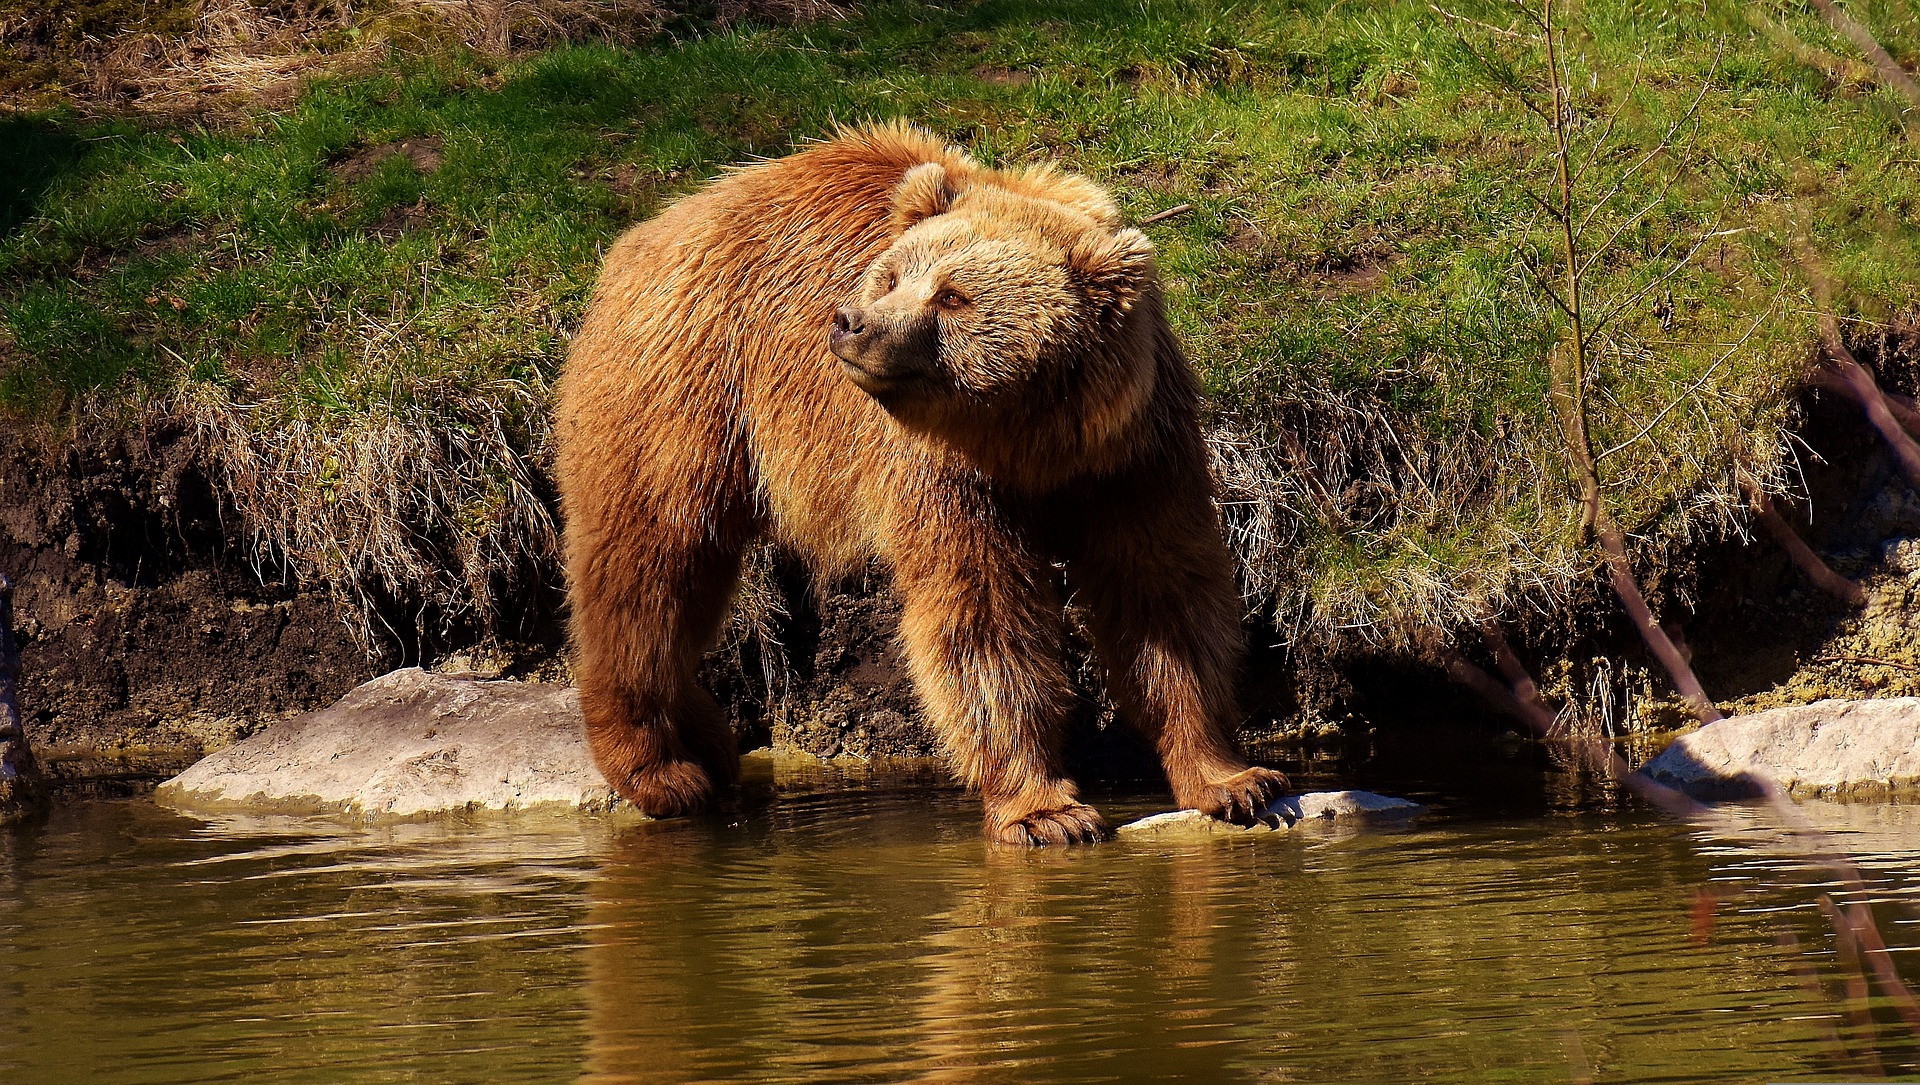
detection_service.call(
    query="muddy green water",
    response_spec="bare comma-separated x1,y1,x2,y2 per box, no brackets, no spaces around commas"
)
5,751,1920,1084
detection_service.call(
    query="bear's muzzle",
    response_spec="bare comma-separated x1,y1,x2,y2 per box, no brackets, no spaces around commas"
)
829,304,938,399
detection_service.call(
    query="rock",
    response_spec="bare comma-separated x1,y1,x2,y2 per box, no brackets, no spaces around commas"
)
1117,790,1424,837
1638,697,1920,799
1276,790,1426,821
155,668,618,819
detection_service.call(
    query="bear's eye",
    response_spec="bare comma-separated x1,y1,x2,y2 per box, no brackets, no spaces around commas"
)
935,289,971,311
881,269,898,294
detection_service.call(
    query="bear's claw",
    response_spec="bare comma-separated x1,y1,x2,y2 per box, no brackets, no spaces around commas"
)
1180,765,1290,825
989,802,1112,847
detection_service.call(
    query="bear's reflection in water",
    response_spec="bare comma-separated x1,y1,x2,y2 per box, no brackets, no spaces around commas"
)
578,789,1280,1084
569,767,1890,1084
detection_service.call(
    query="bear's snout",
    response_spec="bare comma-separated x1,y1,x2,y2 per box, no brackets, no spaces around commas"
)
831,305,866,349
830,302,936,400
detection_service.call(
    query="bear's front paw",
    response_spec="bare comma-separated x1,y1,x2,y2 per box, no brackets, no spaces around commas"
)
1178,766,1290,824
988,802,1112,847
613,757,717,818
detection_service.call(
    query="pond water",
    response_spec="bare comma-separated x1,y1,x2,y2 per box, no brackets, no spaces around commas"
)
5,740,1920,1084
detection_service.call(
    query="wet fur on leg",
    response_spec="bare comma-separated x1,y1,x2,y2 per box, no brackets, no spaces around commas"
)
986,786,1112,846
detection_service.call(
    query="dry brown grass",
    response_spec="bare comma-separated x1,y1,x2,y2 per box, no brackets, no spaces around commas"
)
178,375,559,654
7,0,851,114
1207,393,1585,647
79,0,369,112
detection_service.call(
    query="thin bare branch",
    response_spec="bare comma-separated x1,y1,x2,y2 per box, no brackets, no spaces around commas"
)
1597,296,1772,461
1822,343,1920,490
1744,481,1868,606
1517,250,1576,319
1574,42,1722,238
1590,227,1748,337
1817,654,1920,672
1427,3,1534,41
1568,58,1646,192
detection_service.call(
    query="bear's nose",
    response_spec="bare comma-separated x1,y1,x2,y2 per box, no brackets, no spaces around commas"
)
832,305,866,342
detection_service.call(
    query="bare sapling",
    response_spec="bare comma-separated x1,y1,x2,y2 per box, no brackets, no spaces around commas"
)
0,572,44,819
1514,0,1724,725
1443,10,1920,1043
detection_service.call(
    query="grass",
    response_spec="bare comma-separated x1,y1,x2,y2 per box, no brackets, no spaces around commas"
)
2,0,1917,658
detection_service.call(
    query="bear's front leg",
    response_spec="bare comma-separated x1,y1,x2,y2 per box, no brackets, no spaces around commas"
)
889,497,1110,846
1059,471,1289,824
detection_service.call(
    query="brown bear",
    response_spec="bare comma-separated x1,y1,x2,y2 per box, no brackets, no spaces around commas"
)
555,122,1287,844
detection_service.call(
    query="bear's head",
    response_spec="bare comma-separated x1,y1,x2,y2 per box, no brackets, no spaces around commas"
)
829,160,1161,480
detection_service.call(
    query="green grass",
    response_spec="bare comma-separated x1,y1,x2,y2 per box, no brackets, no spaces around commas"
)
2,0,1917,650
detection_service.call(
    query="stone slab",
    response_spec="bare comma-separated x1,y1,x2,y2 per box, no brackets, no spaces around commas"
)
1638,697,1920,799
1118,790,1425,837
156,668,617,819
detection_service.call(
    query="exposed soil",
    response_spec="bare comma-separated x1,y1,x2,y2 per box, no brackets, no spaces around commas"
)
331,136,446,183
971,65,1032,87
0,419,371,790
1691,382,1920,711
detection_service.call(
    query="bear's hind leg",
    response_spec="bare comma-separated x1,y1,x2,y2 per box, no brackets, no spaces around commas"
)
569,506,750,818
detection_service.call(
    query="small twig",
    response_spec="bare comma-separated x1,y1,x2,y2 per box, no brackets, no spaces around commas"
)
1567,58,1645,193
1597,296,1771,461
1573,41,1724,241
1816,654,1920,673
1137,203,1193,226
1427,3,1532,41
1589,227,1750,337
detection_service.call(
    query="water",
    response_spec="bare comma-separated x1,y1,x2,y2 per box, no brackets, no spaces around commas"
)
5,750,1920,1084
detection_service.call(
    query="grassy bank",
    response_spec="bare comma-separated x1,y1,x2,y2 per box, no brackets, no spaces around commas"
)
3,0,1917,662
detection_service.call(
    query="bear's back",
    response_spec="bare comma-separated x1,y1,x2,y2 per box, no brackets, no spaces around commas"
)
559,125,975,569
583,125,967,373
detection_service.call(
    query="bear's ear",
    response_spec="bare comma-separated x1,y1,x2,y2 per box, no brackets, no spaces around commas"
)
891,162,960,234
1069,227,1156,313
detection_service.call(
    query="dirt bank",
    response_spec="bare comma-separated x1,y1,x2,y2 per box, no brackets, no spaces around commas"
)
0,419,371,788
5,356,1919,797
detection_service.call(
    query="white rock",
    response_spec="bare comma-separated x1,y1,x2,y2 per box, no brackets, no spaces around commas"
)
1273,790,1425,822
1638,697,1920,799
156,668,618,819
1117,790,1424,837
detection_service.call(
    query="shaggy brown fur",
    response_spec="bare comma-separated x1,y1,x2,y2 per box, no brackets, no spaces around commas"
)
556,122,1286,844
